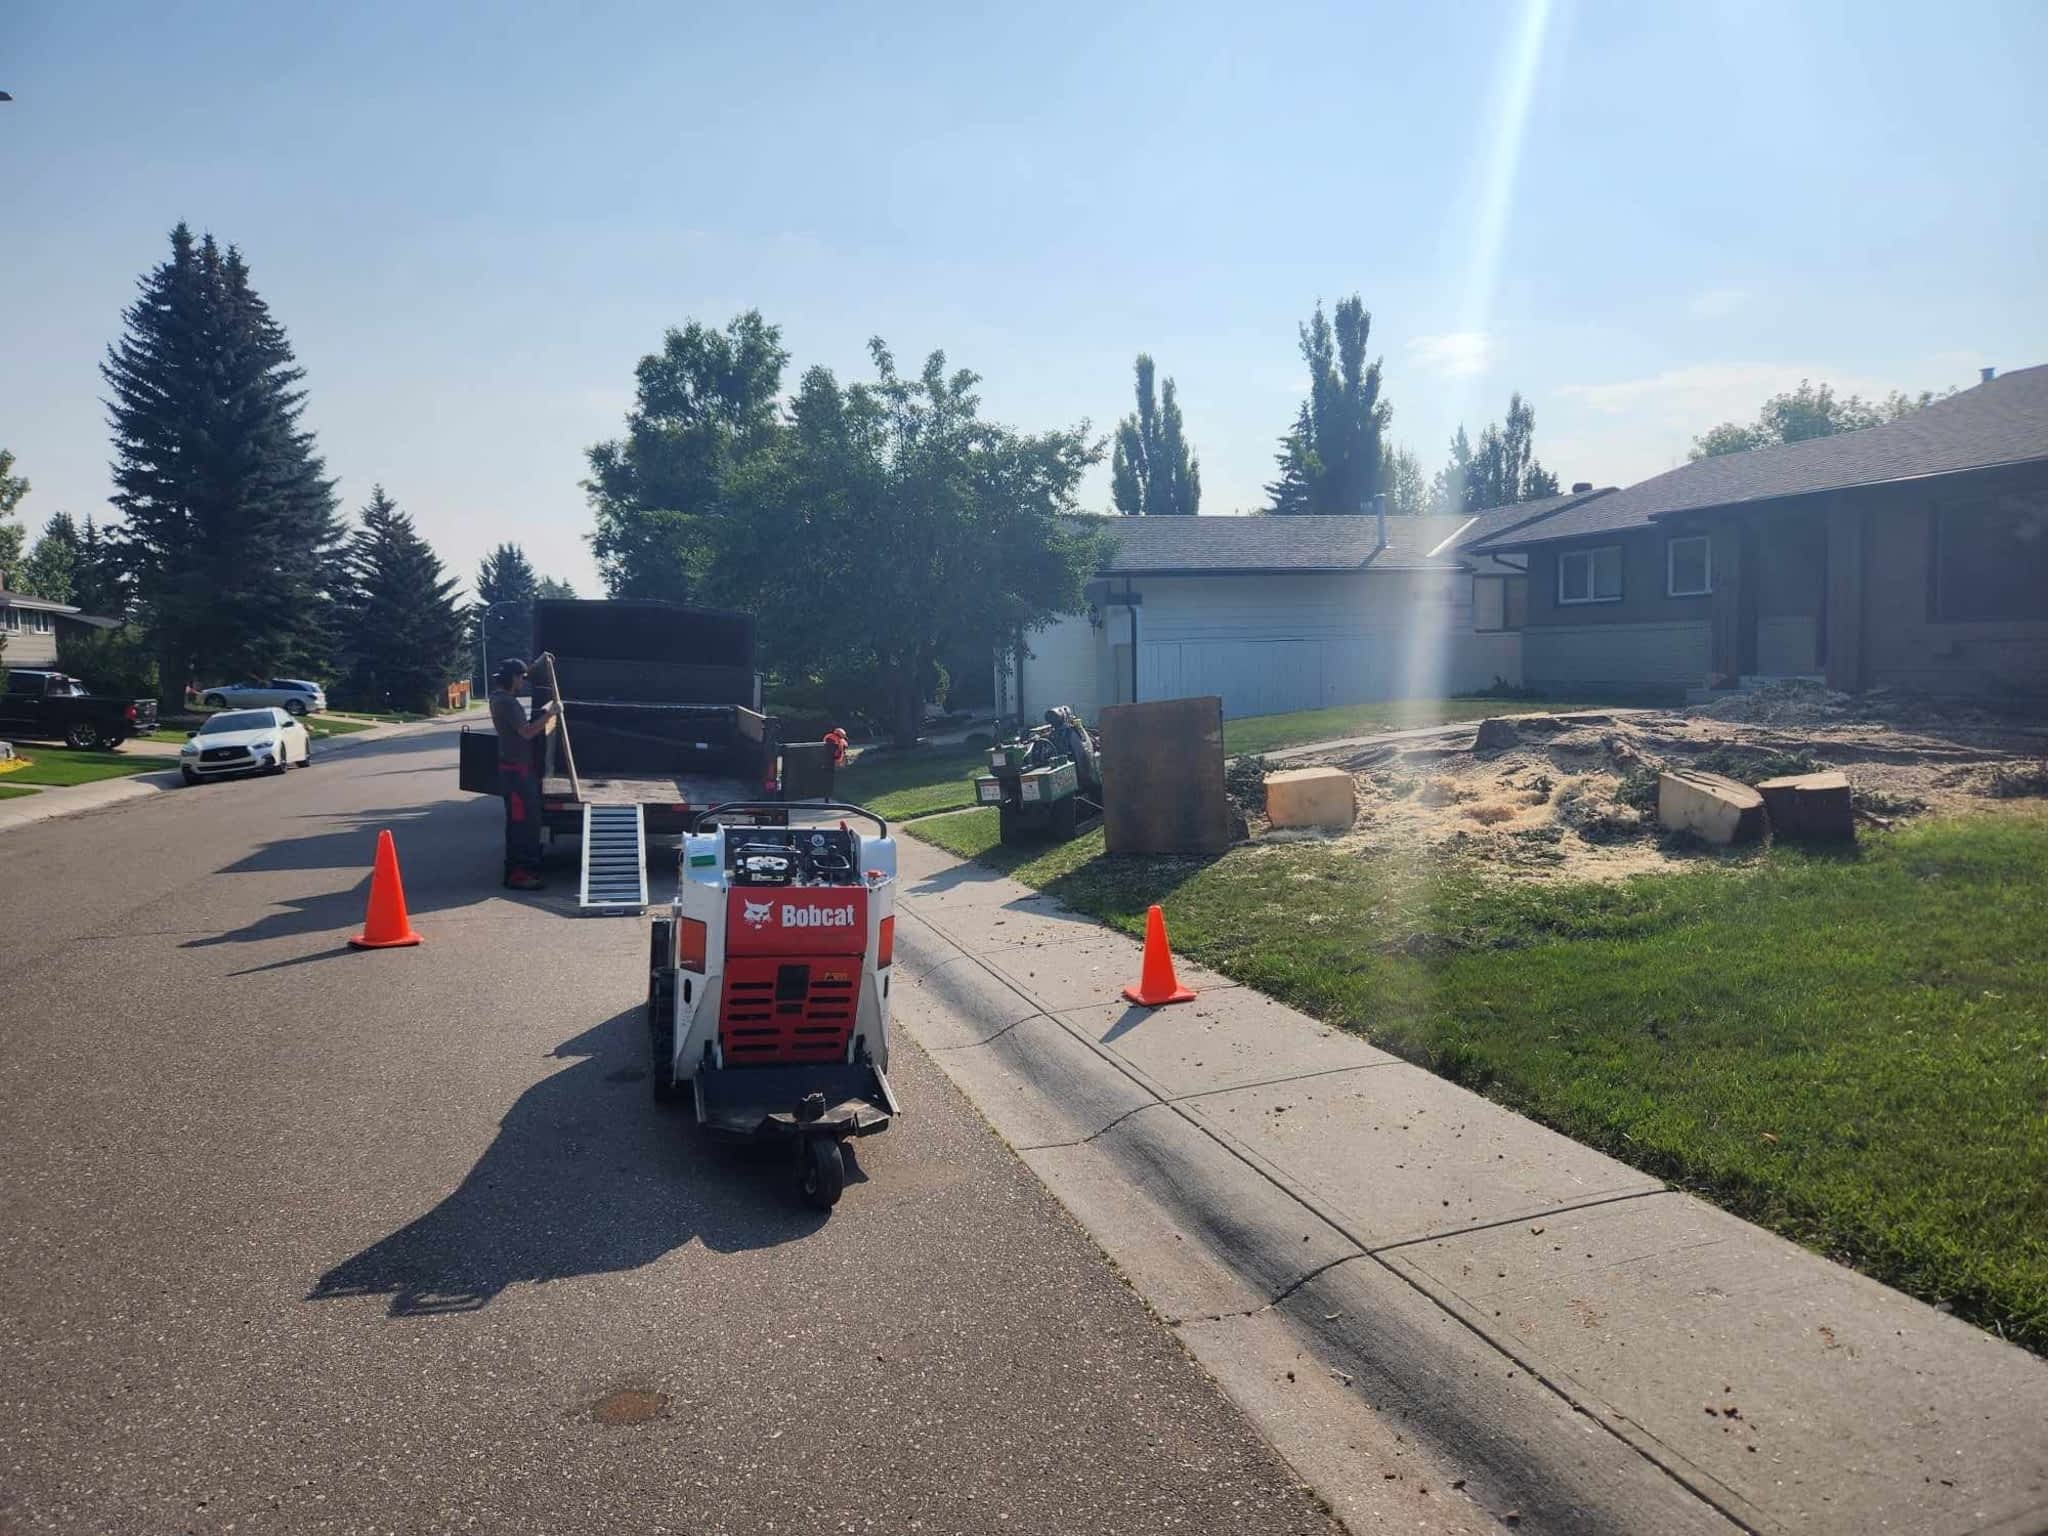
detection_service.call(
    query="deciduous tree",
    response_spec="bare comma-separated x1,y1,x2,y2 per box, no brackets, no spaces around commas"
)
717,342,1104,744
1433,394,1558,512
1110,355,1200,515
584,311,788,600
1265,296,1389,514
0,447,28,591
19,511,81,603
1689,379,1938,460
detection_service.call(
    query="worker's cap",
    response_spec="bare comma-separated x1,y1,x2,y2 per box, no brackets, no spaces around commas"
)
493,657,530,683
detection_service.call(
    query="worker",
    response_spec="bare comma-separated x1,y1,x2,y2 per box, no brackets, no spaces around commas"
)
490,657,558,890
823,725,848,767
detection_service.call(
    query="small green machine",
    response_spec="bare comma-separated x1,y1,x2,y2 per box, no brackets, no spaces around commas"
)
975,706,1104,844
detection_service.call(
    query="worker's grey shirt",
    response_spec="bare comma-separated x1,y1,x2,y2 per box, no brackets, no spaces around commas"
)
491,691,530,762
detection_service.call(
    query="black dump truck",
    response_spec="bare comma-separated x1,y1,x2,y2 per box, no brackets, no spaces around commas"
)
459,599,788,841
0,669,159,750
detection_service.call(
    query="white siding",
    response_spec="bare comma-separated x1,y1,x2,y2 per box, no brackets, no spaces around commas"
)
997,611,1101,722
1133,571,1520,719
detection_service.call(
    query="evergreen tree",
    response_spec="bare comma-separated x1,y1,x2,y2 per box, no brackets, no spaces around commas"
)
534,576,577,600
1263,403,1317,515
102,225,343,700
338,487,464,713
71,516,129,618
1109,354,1201,515
0,447,28,588
20,511,82,602
1265,296,1389,513
472,541,539,688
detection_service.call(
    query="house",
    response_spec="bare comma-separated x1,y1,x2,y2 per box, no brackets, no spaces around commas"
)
1469,365,2048,700
996,489,1609,722
0,590,122,670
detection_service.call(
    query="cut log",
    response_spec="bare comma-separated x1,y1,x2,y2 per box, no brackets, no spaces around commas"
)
1657,769,1768,845
1264,766,1357,831
1757,770,1854,842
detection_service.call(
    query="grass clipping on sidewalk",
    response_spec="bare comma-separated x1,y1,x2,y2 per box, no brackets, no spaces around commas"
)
911,805,2048,1353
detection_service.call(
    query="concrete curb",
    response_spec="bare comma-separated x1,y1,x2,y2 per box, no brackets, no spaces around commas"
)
889,838,2048,1536
0,715,459,837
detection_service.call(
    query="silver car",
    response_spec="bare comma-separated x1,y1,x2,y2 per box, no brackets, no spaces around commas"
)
197,677,328,715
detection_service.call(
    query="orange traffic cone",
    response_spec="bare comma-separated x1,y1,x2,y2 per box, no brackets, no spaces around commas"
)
349,829,423,949
1122,904,1195,1006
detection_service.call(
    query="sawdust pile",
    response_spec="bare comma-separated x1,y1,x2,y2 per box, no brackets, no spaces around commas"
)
1251,685,2048,883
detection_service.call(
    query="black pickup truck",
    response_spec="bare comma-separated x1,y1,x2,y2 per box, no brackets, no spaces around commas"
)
459,599,781,839
0,669,159,750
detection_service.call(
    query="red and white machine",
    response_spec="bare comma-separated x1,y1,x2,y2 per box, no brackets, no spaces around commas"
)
646,801,899,1210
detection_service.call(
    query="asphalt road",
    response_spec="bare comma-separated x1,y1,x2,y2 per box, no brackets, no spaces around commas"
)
0,724,1340,1536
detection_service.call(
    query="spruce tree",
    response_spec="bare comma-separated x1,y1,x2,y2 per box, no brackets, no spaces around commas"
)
71,516,129,618
472,541,540,687
339,487,464,713
1109,355,1201,515
102,225,342,701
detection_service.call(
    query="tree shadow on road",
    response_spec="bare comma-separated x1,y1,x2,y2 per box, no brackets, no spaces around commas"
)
186,799,587,959
308,1006,825,1316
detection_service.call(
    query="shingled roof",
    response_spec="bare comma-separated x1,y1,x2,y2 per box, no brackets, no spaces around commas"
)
1473,364,2048,551
1080,489,1610,576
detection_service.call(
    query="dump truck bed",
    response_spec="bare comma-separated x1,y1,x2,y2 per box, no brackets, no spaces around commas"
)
543,771,756,807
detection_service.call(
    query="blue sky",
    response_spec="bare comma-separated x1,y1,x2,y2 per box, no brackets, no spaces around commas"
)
4,0,2043,597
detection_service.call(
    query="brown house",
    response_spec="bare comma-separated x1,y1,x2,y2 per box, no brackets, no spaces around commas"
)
1469,365,2048,701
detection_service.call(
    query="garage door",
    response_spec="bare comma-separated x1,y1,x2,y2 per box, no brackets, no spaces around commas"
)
1138,640,1330,719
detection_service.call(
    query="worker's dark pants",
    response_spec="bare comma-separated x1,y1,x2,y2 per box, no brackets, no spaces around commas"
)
500,761,542,880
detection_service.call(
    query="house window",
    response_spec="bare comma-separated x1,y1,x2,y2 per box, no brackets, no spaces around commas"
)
1473,575,1528,632
2,605,17,632
1934,490,2048,623
1667,535,1712,597
1557,545,1622,605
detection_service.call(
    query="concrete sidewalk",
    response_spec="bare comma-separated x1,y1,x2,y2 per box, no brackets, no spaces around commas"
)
888,833,2048,1535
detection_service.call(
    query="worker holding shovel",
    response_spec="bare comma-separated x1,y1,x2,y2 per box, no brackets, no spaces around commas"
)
490,658,558,890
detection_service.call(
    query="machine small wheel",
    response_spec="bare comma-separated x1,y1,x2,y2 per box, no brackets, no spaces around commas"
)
798,1137,845,1211
648,968,683,1105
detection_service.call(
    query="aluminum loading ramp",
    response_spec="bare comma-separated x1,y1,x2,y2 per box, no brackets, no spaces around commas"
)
578,802,649,914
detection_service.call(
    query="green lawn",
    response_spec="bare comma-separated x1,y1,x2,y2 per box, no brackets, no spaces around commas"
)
1221,693,1671,757
911,805,2048,1352
3,750,165,787
836,745,988,821
308,715,374,737
0,780,39,799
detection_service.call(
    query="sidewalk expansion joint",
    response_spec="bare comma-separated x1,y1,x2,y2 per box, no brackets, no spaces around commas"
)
1366,1186,1672,1257
1014,1100,1151,1152
1165,1057,1405,1104
1172,1253,1369,1327
921,1009,1047,1053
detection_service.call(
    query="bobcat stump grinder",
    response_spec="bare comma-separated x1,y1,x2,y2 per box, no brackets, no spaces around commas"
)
647,801,899,1211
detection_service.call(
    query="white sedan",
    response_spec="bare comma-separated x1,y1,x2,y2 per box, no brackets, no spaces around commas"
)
179,707,312,784
197,678,328,715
